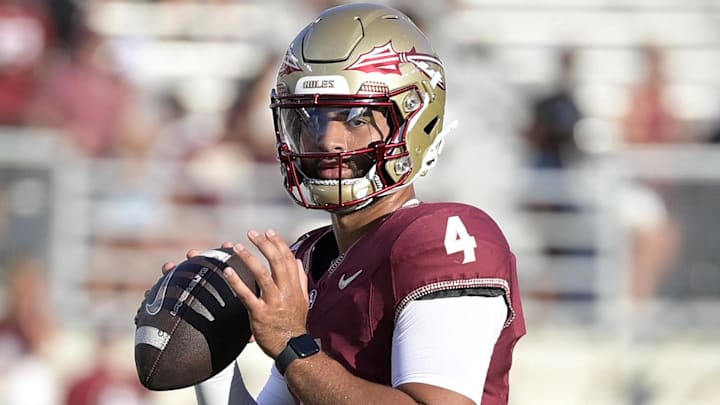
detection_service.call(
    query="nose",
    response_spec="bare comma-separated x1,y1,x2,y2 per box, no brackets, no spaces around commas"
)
317,121,348,152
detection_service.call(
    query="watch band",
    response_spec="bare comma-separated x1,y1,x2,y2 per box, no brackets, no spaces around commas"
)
275,334,320,375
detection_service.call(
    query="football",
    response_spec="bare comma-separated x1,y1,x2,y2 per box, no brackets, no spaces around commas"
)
134,247,258,391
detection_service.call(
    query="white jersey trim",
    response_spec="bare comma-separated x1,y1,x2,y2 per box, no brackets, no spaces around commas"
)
394,278,514,327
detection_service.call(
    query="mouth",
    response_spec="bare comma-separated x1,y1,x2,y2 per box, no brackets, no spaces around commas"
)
316,160,354,179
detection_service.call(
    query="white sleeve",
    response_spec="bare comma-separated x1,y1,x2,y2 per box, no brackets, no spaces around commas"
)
195,360,255,405
194,360,294,405
391,295,507,405
256,365,295,405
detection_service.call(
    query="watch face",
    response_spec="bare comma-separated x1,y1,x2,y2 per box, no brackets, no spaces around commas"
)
291,334,320,357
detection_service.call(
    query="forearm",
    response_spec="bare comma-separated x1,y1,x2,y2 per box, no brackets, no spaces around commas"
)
284,352,419,405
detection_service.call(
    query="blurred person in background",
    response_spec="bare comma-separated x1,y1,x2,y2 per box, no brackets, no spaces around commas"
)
0,0,54,125
0,257,60,405
160,4,525,405
518,47,592,304
41,0,81,52
223,54,287,164
617,186,681,304
144,90,229,206
169,54,285,206
710,125,720,143
523,47,583,170
27,21,143,158
623,44,683,144
65,327,150,405
520,46,682,308
147,91,213,163
708,106,720,143
620,44,686,304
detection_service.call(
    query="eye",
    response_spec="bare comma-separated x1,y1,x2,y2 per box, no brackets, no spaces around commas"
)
346,116,369,129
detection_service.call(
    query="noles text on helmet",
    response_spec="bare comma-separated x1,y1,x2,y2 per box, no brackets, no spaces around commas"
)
271,3,449,212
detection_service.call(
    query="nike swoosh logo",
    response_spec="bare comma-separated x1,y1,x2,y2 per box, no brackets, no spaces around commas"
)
145,268,176,316
144,249,228,316
338,270,363,290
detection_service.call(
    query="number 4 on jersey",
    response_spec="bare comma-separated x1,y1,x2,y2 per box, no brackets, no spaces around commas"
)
444,216,477,264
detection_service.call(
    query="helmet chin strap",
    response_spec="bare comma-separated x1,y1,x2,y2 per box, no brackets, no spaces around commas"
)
303,163,381,212
418,119,459,177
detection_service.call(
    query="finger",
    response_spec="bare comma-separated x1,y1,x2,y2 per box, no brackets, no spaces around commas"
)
269,230,302,287
247,229,287,287
220,241,234,249
232,242,278,298
186,249,200,259
248,229,292,287
161,261,176,275
297,259,309,305
223,266,262,312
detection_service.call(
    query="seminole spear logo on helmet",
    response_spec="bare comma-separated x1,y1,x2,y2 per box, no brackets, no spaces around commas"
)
344,41,445,90
279,48,302,76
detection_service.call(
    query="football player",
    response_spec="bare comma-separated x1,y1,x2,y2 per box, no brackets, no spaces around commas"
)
173,3,525,404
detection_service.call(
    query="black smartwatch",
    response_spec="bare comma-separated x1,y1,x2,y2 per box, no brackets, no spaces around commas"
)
275,334,320,375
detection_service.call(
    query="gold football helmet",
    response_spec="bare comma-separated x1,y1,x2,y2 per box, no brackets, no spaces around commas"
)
271,3,448,211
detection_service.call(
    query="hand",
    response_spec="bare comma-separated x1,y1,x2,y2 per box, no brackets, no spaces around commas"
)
222,229,309,359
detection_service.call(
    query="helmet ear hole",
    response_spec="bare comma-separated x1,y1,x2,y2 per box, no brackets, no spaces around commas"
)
423,116,439,135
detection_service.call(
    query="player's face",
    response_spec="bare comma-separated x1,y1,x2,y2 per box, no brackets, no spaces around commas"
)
282,106,391,179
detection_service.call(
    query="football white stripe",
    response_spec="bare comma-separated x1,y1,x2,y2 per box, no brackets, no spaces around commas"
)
198,249,232,263
135,326,171,350
203,280,226,307
189,299,215,322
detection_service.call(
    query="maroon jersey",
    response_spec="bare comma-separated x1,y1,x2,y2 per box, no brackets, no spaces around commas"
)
292,202,525,404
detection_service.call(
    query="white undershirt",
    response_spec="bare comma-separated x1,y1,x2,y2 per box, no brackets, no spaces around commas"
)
195,295,507,405
391,295,507,404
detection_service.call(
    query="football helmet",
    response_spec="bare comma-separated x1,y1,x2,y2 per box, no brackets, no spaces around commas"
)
271,3,448,211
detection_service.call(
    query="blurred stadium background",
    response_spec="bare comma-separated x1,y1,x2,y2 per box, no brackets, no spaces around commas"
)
1,0,719,404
